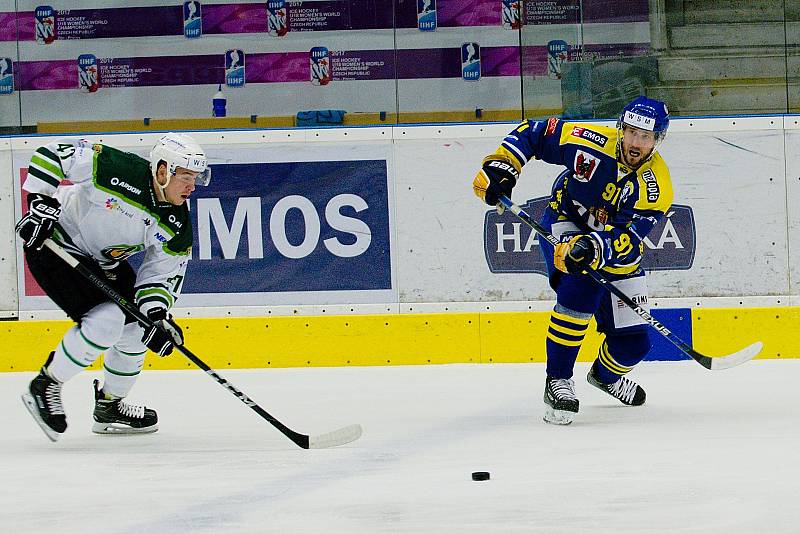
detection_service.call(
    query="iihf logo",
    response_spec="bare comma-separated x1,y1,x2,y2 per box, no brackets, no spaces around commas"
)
78,54,99,93
225,49,245,87
310,47,332,86
0,57,13,95
417,0,437,31
501,0,522,30
461,43,480,81
34,5,56,45
267,0,289,36
183,1,203,38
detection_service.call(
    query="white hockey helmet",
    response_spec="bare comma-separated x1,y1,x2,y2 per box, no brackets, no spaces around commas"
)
149,132,211,186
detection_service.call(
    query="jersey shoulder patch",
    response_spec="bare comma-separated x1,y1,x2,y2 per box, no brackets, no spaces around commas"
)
94,146,152,197
560,122,617,157
545,117,560,136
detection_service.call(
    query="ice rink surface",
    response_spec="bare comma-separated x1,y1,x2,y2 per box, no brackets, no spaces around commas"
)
2,359,799,534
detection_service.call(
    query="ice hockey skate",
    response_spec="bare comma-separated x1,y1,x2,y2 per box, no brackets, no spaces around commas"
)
543,376,579,425
21,358,67,442
92,379,158,434
587,366,646,406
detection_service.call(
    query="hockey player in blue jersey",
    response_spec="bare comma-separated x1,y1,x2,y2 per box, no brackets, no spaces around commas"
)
473,96,672,425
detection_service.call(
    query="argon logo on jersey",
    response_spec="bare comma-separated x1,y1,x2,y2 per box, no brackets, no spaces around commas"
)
573,150,599,182
571,127,608,147
483,196,696,274
110,177,142,195
641,170,660,202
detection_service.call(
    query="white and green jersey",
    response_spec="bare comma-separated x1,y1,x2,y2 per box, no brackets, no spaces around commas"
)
23,139,191,315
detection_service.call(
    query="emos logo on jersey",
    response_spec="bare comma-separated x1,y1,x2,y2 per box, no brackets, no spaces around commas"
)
571,127,608,147
573,150,599,182
484,196,696,275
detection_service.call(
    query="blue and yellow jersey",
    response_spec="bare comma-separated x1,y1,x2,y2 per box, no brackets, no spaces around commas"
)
495,117,673,275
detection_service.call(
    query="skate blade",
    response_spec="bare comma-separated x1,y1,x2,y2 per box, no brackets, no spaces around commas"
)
21,392,61,442
92,421,158,435
543,406,575,425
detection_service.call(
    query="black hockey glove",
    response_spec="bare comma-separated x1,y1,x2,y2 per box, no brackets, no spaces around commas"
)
141,308,184,357
473,154,520,206
554,234,601,274
15,193,61,251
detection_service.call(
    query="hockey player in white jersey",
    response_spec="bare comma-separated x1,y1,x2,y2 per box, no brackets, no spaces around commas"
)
17,133,210,441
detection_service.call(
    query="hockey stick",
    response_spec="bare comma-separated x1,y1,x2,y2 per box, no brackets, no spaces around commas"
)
43,239,362,449
496,196,762,370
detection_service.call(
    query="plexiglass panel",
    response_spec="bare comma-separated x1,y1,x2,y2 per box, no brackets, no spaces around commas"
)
0,0,796,134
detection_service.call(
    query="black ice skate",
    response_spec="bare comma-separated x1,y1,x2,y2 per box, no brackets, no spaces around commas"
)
543,376,579,425
587,367,646,406
92,379,158,434
21,358,67,442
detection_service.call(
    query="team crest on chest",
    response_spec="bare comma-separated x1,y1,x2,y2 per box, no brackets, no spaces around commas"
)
573,150,600,182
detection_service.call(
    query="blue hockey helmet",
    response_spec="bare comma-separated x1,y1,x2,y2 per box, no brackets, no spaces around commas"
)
618,96,669,141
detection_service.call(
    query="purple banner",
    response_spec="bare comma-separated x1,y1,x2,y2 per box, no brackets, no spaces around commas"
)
330,50,395,81
396,46,519,79
286,1,353,32
98,56,218,87
521,46,548,76
54,7,179,39
18,59,74,90
15,42,649,90
523,0,648,25
248,52,307,83
0,11,35,41
203,4,266,34
524,0,581,25
582,0,649,23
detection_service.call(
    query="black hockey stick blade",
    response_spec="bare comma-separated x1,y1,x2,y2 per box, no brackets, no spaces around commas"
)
43,238,363,449
495,196,763,370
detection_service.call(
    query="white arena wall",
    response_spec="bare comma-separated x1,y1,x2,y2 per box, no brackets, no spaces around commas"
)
1,116,799,371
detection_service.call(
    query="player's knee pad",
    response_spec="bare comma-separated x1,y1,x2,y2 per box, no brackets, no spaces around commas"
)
80,302,126,348
604,331,651,369
113,321,148,354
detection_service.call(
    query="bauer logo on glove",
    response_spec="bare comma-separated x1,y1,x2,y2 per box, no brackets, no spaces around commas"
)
472,153,521,206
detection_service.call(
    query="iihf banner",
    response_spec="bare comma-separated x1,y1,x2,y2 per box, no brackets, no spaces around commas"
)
1,0,650,42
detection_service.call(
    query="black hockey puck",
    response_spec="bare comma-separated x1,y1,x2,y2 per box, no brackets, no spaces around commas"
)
471,471,490,481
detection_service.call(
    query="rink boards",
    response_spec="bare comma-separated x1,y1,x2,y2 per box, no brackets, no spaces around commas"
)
1,117,799,369
0,305,794,372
